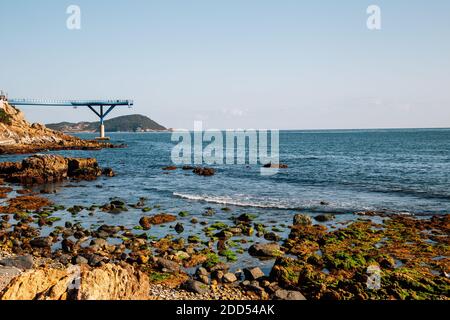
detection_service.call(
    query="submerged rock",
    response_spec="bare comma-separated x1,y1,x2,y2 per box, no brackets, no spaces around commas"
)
193,167,215,176
314,214,335,222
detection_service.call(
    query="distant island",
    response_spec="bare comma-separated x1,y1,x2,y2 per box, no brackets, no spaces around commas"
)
47,114,167,133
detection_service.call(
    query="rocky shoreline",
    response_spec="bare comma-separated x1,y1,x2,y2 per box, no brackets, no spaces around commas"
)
0,155,448,300
0,103,449,300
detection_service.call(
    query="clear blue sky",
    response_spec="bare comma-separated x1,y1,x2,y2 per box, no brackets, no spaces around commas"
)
1,0,449,129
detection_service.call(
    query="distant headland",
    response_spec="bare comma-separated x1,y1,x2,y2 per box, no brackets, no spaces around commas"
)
46,114,167,133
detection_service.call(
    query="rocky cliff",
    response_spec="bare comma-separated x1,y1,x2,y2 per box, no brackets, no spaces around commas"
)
0,101,119,154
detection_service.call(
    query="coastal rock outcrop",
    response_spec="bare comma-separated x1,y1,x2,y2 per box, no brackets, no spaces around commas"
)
0,263,150,300
0,154,109,185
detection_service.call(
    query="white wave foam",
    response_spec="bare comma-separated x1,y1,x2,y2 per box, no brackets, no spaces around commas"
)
173,192,297,210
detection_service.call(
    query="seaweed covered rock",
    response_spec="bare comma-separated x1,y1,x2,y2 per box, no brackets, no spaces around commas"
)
273,214,450,300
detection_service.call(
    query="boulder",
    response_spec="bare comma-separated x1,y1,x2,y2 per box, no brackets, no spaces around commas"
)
182,280,209,294
155,258,182,273
293,214,312,226
243,267,265,280
67,158,102,180
222,272,238,283
139,217,152,230
0,263,150,300
0,154,111,185
273,289,306,300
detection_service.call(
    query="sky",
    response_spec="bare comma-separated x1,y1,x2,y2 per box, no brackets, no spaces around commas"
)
0,0,449,130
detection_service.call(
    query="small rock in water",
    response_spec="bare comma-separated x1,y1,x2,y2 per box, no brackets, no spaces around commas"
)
193,167,215,176
174,223,184,234
139,217,152,230
314,214,335,222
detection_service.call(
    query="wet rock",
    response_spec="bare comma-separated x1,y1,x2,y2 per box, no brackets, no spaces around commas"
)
248,243,283,257
142,214,177,225
162,166,177,171
0,255,34,270
212,270,224,281
182,279,209,294
61,239,75,253
243,267,265,280
97,225,120,237
29,237,52,248
193,167,215,176
264,232,280,241
293,214,312,226
0,155,108,185
314,214,335,222
188,235,201,244
235,213,255,224
175,223,184,234
273,289,306,300
263,163,288,169
139,217,152,230
102,168,115,177
1,195,52,214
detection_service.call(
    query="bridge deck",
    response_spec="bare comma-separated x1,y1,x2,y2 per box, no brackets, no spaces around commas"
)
8,99,133,107
6,98,134,139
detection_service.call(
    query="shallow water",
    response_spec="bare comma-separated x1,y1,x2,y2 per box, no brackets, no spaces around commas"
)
1,129,449,270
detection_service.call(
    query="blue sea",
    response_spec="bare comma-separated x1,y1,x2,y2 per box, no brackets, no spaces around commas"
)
1,129,449,270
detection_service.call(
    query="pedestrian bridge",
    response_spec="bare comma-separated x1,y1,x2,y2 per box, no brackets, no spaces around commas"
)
7,98,134,140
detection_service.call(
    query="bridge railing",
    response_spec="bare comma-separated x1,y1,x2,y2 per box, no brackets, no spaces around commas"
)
8,99,134,106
